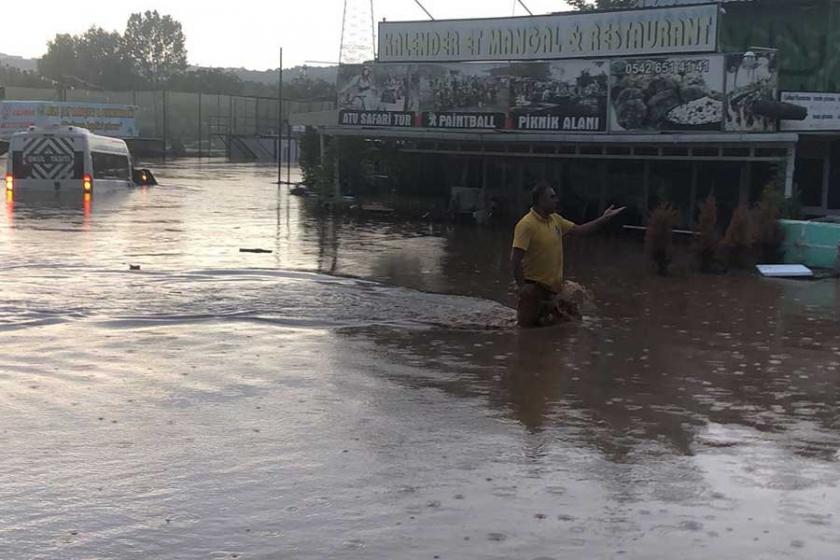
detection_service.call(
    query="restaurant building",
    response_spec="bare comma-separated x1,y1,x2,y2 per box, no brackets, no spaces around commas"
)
320,0,840,224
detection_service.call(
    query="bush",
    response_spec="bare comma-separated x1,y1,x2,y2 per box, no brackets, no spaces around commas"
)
645,203,679,276
298,127,322,186
752,183,786,264
693,194,719,273
720,203,753,269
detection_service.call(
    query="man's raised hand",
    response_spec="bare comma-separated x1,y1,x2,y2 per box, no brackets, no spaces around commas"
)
602,205,627,220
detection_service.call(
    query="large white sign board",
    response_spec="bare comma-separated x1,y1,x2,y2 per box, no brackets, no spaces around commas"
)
0,101,138,139
378,4,719,62
780,91,840,131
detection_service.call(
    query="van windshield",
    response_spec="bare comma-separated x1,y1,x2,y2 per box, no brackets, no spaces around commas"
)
92,152,130,180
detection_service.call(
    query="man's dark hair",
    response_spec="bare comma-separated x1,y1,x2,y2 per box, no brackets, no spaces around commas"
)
531,180,554,206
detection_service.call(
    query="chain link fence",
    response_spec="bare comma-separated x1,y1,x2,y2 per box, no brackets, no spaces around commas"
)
3,86,333,155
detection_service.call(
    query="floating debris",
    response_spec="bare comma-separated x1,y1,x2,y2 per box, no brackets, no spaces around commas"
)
756,264,813,278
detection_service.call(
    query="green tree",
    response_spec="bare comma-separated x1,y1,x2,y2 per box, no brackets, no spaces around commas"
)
38,33,79,83
38,27,139,90
299,127,323,186
284,77,336,101
0,64,53,88
76,27,137,89
123,10,188,87
168,68,244,95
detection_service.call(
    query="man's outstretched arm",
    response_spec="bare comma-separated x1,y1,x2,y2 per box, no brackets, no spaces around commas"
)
567,205,626,236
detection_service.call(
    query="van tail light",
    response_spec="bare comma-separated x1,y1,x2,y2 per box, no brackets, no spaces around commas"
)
4,173,12,192
83,174,93,193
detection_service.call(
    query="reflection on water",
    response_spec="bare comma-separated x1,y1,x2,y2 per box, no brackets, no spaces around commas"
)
5,189,13,225
1,160,839,559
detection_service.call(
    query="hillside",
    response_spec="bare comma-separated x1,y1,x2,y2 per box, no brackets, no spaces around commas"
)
229,65,337,85
0,52,336,85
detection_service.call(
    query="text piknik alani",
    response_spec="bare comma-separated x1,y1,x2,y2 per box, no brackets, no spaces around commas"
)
516,115,602,131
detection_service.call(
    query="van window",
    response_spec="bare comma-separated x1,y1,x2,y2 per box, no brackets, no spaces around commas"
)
92,152,130,180
12,149,83,180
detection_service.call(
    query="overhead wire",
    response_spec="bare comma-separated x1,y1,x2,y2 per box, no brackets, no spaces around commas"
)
413,0,435,19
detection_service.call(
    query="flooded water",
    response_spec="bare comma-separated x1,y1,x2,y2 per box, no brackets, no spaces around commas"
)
1,160,839,559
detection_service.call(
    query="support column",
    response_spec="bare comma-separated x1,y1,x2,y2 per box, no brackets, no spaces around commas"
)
821,151,831,211
642,160,651,224
739,161,753,205
481,156,488,195
480,156,489,222
598,161,608,214
516,162,525,213
784,145,797,199
334,137,341,198
689,161,699,226
319,130,326,166
556,160,565,200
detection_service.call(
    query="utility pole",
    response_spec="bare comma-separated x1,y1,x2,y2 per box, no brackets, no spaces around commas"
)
277,47,283,185
198,92,202,159
162,90,167,162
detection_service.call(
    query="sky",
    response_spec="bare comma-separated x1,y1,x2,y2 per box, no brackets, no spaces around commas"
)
0,0,573,70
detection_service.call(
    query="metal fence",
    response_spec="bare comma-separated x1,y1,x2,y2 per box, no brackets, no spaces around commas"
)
3,86,333,152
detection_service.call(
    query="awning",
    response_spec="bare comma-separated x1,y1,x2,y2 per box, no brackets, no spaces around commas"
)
323,127,798,147
323,127,798,162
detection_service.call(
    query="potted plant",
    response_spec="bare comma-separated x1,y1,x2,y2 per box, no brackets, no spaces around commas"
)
645,203,679,276
752,183,786,264
693,194,719,273
720,203,753,270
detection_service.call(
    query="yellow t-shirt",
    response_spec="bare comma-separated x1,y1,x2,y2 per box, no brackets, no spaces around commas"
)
512,209,577,292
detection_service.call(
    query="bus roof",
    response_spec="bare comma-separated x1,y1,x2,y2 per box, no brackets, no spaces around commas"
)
10,125,94,139
10,126,130,155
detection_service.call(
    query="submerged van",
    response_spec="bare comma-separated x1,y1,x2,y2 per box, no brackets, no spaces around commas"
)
4,126,138,197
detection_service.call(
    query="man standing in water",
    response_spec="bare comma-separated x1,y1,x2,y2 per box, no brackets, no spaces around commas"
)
511,181,625,327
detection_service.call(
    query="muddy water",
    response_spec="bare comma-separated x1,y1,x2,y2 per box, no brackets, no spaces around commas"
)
1,161,838,559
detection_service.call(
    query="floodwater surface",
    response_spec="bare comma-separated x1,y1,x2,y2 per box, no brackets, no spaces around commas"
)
1,161,839,559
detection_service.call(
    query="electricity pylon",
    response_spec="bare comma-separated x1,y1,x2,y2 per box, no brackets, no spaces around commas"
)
339,0,376,64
